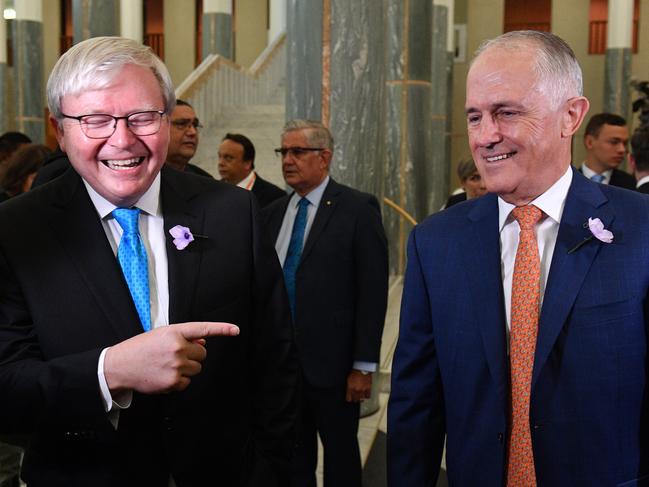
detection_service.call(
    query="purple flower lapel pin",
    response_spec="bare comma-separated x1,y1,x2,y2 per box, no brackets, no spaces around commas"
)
568,217,613,254
169,225,194,250
587,217,613,243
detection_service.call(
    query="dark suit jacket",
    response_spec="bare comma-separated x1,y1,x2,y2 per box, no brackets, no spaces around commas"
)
0,167,299,487
263,179,388,387
577,165,636,190
444,192,467,209
638,181,649,194
388,169,649,486
184,162,213,178
251,174,285,209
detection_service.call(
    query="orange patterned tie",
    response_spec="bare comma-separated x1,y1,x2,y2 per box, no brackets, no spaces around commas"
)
507,205,543,487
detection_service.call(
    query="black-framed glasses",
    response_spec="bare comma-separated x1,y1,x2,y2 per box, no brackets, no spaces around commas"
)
60,110,166,139
171,118,203,131
274,147,325,157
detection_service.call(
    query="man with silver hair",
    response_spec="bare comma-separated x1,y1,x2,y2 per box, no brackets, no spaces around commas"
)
389,30,649,485
263,120,388,487
0,37,298,486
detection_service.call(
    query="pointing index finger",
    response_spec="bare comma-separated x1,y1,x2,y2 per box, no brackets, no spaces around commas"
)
176,321,240,340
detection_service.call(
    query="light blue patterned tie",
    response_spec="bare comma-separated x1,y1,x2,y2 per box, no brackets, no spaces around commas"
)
112,208,151,331
590,173,606,183
283,198,310,316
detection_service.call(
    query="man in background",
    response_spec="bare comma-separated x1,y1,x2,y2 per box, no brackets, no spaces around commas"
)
165,99,212,178
580,112,635,189
263,120,388,487
628,127,649,194
218,132,285,208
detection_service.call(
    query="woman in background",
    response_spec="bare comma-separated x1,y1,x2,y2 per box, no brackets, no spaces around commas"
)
0,144,51,201
444,158,487,209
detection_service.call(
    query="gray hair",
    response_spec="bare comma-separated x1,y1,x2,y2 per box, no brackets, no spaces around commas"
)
282,120,334,150
473,30,583,108
47,36,175,120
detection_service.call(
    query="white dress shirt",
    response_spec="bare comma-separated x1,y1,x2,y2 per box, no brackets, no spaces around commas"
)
636,174,649,189
499,167,572,340
236,170,256,190
83,174,170,421
581,162,612,184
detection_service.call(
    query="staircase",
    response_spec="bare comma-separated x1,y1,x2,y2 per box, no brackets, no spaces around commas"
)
175,33,286,185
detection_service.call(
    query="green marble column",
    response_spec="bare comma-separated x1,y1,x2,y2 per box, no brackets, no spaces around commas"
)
72,0,119,43
203,0,232,60
13,2,44,142
0,17,7,134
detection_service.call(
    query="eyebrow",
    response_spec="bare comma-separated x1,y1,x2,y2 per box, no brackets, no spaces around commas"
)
465,102,524,115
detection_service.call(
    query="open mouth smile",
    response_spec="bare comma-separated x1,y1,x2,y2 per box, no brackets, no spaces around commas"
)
101,157,144,170
486,152,516,162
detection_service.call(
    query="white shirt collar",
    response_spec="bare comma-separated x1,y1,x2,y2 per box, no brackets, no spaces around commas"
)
290,175,330,209
236,170,256,190
83,173,162,219
637,174,649,188
498,166,573,231
581,162,612,181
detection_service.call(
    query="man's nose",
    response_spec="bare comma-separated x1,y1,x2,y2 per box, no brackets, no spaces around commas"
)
109,118,138,146
473,117,503,147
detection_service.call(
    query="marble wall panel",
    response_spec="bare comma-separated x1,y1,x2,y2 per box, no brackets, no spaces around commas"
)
203,12,233,59
604,47,632,120
0,63,6,134
73,0,118,42
12,20,43,142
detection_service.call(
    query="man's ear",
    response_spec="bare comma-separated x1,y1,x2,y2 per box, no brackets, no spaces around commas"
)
320,149,333,170
562,96,590,138
50,115,66,152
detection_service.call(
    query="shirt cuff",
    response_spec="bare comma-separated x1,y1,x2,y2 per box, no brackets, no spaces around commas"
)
353,361,377,373
97,347,133,412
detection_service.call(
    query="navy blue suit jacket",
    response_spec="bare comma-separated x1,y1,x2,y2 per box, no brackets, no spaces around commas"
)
388,169,649,486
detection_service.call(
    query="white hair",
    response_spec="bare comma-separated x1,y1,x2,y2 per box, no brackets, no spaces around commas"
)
282,120,334,150
473,30,583,108
47,36,175,120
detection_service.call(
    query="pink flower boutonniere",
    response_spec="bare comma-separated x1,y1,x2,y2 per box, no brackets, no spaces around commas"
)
568,217,614,254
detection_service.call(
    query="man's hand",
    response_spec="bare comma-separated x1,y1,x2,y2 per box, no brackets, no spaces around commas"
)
104,321,239,394
346,369,372,402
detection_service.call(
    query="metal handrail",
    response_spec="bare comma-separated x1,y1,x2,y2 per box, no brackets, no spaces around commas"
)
383,197,418,226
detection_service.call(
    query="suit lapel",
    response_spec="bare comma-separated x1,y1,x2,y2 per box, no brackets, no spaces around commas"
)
160,169,203,325
463,194,509,395
532,171,611,388
300,179,340,264
44,170,143,341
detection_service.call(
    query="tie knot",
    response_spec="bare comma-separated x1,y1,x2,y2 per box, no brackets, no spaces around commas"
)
511,205,542,230
298,197,310,209
112,208,141,235
590,174,605,183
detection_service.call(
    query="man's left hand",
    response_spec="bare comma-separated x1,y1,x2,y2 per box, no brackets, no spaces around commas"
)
346,369,372,402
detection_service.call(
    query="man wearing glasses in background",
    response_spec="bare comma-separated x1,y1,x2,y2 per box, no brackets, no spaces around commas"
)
165,99,212,178
0,37,298,486
262,120,388,487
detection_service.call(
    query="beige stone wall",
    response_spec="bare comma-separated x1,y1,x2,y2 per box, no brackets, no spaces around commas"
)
41,0,61,105
234,0,268,68
163,0,196,88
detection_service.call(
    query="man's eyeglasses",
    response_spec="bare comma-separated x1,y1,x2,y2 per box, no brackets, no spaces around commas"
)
274,147,325,158
171,118,203,131
61,110,166,139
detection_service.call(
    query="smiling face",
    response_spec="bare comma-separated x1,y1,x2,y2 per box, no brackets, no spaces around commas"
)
54,64,169,208
465,45,587,205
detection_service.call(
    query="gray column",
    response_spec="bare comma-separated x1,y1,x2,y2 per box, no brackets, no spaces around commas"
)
0,16,7,134
430,0,453,214
384,0,433,275
286,0,385,197
604,0,633,119
72,0,119,43
203,0,232,60
12,1,44,142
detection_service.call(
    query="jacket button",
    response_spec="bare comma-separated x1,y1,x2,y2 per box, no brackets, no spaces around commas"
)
498,433,504,443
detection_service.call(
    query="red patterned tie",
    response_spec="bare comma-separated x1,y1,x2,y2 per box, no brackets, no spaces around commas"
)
507,205,543,487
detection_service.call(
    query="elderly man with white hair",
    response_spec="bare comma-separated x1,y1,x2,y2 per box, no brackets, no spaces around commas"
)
0,37,298,487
